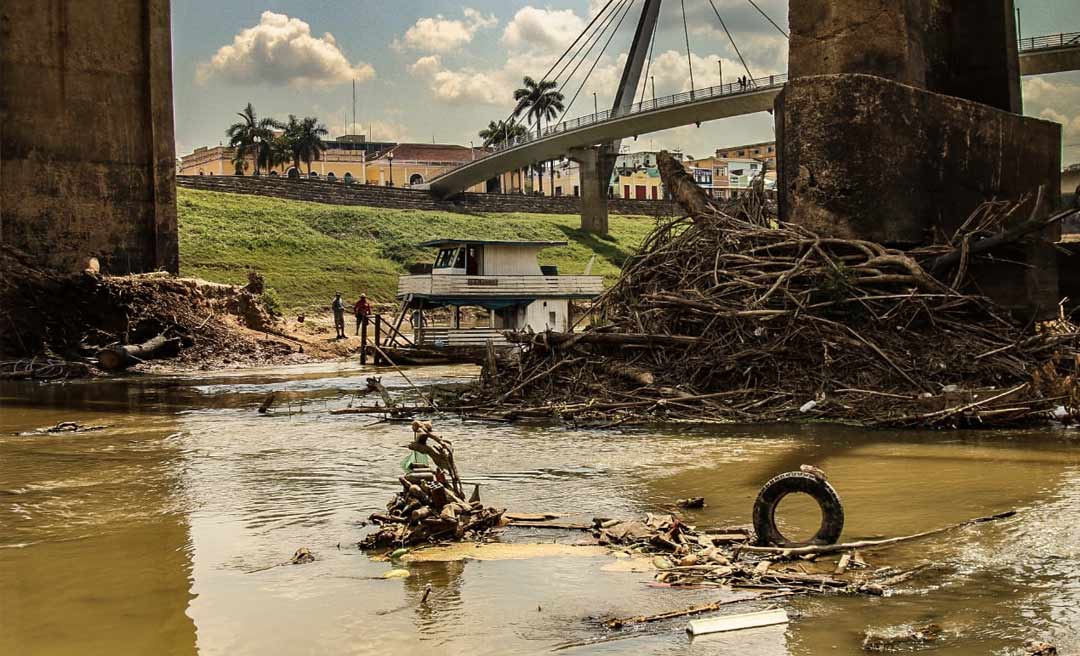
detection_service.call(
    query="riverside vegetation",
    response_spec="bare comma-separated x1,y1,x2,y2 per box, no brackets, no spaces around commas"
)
177,188,654,309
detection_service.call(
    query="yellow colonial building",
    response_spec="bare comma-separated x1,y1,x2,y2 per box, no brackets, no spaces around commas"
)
178,136,499,193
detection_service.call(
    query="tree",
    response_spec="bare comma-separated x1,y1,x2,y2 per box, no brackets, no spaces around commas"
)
231,150,250,176
478,119,526,147
282,115,329,174
226,103,283,176
479,119,529,193
513,77,564,194
254,117,285,173
268,136,293,173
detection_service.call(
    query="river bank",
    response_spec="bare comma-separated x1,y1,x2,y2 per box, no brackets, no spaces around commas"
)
2,361,1079,654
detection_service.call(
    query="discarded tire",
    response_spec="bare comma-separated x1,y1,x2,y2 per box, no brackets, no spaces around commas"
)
752,471,844,547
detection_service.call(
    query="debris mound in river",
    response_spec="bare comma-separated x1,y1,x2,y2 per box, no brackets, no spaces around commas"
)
359,421,504,549
476,153,1080,428
0,244,296,377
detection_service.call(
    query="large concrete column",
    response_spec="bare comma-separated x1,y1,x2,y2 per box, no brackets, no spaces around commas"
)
777,0,1060,318
571,146,612,236
1,0,178,274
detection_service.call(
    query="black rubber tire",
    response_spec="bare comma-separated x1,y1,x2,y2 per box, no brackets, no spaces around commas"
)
752,471,844,547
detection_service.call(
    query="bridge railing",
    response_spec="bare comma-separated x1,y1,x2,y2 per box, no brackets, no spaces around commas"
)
473,72,788,164
1019,32,1080,53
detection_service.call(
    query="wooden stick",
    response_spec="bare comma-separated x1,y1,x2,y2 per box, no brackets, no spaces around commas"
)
741,510,1016,557
372,343,435,409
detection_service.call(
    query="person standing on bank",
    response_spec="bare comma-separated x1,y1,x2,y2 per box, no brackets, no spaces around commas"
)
354,294,372,336
332,292,347,339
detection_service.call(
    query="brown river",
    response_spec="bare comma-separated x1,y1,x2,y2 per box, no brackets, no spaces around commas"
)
2,362,1078,655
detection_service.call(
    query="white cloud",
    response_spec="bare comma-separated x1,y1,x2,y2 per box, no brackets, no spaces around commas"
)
1023,76,1080,154
408,55,508,105
394,8,498,53
196,12,374,86
501,7,586,52
329,119,413,144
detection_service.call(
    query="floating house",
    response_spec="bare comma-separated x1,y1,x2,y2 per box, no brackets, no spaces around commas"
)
396,239,603,348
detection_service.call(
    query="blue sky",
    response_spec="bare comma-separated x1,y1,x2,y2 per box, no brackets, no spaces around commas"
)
172,1,1080,164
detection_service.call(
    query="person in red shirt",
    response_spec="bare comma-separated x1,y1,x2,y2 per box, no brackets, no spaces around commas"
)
353,294,372,336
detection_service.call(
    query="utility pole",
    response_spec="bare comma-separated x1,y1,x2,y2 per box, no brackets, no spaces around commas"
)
352,78,356,133
1016,7,1022,45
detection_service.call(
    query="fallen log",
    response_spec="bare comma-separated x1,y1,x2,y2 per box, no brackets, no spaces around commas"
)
97,333,182,371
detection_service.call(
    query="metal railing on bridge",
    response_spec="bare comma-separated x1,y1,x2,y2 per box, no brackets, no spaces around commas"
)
475,72,788,162
1019,32,1080,53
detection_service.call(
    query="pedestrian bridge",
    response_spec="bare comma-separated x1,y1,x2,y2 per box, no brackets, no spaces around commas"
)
424,32,1080,198
1019,31,1080,76
425,74,786,198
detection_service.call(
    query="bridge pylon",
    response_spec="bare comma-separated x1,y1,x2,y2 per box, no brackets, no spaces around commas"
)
575,0,662,235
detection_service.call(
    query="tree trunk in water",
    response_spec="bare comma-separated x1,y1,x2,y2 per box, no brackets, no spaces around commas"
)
97,334,183,371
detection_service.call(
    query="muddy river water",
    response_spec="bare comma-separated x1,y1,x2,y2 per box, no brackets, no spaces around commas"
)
2,362,1079,655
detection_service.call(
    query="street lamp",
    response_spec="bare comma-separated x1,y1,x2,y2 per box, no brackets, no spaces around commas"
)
718,59,723,88
651,76,656,102
593,92,598,115
387,151,394,187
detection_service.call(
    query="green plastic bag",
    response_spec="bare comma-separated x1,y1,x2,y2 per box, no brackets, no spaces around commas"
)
401,450,430,472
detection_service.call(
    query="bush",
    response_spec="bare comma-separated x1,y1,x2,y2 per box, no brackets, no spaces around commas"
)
261,287,284,316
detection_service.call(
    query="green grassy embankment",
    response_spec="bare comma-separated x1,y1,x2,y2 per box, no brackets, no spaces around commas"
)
177,188,655,310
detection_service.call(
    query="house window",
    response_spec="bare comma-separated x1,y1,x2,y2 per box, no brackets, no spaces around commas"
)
548,311,557,327
573,185,580,196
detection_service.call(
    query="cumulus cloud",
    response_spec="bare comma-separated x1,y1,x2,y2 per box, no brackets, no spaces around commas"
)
196,11,375,86
501,7,586,52
394,8,498,53
331,119,413,144
409,0,787,119
408,55,507,105
1023,75,1080,162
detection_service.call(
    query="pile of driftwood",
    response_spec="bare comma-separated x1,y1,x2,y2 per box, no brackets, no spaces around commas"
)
359,421,504,549
472,154,1080,428
0,244,293,376
572,508,1016,630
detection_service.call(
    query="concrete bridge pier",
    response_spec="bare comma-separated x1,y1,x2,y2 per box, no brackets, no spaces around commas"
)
570,146,615,236
777,0,1061,319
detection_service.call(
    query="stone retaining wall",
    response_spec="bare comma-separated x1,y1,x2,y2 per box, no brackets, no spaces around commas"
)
176,175,677,217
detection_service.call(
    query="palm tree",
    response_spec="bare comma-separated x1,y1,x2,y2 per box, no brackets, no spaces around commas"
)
478,119,526,147
282,115,329,174
513,77,564,194
480,119,529,193
253,118,285,174
231,151,250,176
226,103,267,176
268,136,292,174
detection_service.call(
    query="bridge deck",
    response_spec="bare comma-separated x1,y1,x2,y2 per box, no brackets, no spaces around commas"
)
1019,32,1080,76
425,33,1080,198
425,74,786,197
